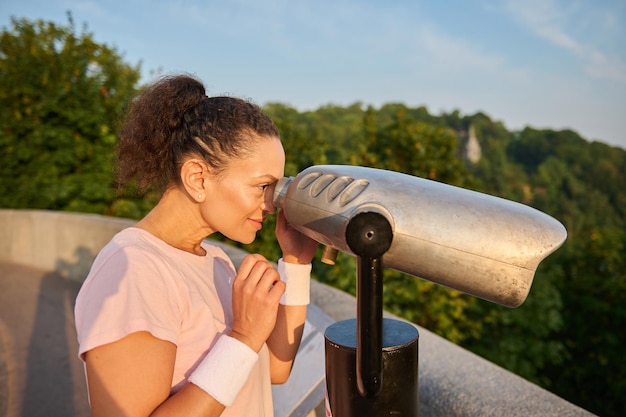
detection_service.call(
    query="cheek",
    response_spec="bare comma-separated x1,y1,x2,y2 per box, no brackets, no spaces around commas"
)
224,188,262,214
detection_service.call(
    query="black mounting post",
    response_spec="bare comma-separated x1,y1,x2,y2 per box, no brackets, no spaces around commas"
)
324,211,419,416
345,211,393,397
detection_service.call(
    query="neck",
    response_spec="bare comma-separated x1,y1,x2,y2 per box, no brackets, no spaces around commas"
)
136,187,213,256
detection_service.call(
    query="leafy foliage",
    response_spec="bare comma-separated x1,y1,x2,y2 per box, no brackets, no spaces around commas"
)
466,126,626,417
0,14,141,214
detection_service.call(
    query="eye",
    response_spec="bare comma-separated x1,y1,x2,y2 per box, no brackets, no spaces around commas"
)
258,182,277,197
256,183,271,195
254,179,277,196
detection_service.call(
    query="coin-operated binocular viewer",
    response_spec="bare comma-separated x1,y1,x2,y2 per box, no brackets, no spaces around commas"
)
273,165,567,417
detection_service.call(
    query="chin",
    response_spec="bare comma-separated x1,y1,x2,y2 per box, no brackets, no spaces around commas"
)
229,233,256,245
240,236,256,245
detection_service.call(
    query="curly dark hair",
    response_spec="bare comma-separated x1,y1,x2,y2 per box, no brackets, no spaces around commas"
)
117,74,280,192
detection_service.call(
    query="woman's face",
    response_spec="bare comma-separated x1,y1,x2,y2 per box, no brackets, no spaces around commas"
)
202,136,285,244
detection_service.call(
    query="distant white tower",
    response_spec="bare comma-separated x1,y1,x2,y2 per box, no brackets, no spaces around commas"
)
465,124,482,163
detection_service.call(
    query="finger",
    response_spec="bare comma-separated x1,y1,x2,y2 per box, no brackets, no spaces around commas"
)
256,265,280,290
235,254,268,282
277,209,298,238
276,209,287,233
268,280,286,302
235,260,279,300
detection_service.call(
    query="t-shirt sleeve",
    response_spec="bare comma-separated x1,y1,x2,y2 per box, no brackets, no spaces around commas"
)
75,246,183,360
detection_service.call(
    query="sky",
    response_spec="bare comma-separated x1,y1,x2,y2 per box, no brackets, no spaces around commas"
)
2,0,626,149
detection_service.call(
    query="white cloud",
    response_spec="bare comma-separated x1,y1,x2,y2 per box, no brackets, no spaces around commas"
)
414,25,505,74
502,0,626,83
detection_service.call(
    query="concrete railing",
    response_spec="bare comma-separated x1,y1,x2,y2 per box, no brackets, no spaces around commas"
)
0,209,596,417
0,210,137,282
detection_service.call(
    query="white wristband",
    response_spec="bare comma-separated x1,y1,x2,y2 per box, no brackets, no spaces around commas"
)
278,258,312,306
189,335,258,407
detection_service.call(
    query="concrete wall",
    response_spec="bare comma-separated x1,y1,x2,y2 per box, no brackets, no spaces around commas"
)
0,209,136,282
0,209,596,417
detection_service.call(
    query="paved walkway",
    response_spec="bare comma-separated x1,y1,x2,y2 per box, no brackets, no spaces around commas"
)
0,263,90,417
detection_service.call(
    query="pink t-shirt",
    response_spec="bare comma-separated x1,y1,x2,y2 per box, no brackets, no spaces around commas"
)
75,227,273,416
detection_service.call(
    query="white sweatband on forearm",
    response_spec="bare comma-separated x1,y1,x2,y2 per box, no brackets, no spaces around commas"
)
188,335,258,407
277,258,312,306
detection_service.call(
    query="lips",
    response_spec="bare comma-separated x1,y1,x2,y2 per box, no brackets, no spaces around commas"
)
249,218,264,230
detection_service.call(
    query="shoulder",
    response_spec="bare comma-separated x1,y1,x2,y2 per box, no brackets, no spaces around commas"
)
75,229,187,347
78,228,186,304
86,228,167,278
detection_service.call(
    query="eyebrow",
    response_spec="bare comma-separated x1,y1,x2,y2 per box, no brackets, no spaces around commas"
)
253,174,281,182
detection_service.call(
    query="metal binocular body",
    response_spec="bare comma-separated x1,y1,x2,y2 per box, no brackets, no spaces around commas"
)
274,165,567,308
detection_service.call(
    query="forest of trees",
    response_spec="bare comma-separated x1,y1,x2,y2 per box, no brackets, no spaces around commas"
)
1,15,624,417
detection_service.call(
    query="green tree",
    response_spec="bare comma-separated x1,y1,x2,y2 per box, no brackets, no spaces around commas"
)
0,14,141,215
263,103,330,176
366,104,470,186
547,225,626,416
477,126,626,417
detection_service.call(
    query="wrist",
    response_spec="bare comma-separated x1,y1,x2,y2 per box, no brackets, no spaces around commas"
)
281,254,311,265
189,335,258,407
228,329,263,353
277,258,311,306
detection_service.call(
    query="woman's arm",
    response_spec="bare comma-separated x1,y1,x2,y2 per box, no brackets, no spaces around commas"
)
85,255,285,416
266,304,307,383
268,210,319,383
84,331,226,417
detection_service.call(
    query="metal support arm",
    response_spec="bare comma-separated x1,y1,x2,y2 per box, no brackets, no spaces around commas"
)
345,212,393,398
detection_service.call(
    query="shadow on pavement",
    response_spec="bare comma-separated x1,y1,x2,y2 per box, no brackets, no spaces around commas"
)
0,258,91,417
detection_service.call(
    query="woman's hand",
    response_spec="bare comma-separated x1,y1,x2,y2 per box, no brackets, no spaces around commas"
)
275,209,318,265
230,254,285,352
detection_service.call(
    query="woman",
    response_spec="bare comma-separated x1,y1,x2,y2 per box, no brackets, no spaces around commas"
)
75,74,318,416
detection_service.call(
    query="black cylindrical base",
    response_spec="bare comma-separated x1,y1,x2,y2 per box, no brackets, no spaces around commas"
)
325,318,419,417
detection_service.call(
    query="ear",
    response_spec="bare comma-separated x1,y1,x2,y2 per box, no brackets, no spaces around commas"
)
180,159,208,203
